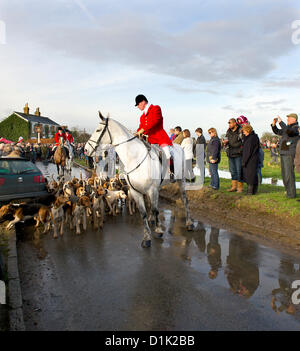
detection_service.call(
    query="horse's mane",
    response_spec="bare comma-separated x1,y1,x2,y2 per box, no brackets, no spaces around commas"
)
110,118,134,137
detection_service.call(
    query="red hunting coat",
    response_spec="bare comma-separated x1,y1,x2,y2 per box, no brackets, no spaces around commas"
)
54,132,66,146
65,133,74,144
137,104,172,147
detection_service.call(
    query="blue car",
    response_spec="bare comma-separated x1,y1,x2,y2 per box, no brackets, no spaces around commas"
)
0,157,48,204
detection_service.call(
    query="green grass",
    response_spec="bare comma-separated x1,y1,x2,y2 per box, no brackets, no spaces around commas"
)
74,158,88,168
218,150,300,181
202,176,300,217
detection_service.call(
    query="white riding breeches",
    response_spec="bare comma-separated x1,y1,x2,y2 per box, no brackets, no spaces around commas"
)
162,145,173,159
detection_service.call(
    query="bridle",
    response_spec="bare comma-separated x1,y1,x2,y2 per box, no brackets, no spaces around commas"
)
86,117,111,156
86,117,149,175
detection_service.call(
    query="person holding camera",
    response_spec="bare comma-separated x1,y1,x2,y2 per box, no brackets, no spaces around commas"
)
271,114,299,198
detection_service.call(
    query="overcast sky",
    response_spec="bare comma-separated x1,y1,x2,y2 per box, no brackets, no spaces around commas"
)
0,0,300,138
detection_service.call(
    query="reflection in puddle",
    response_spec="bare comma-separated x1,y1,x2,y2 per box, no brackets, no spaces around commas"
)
271,258,300,315
162,206,300,319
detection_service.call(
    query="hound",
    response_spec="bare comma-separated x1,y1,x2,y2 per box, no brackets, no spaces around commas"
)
127,189,137,216
73,196,91,235
105,190,127,216
76,185,87,197
51,196,69,238
91,186,107,230
34,207,52,233
63,181,75,198
2,203,49,230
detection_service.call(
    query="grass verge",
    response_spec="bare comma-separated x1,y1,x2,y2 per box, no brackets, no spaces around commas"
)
218,150,300,182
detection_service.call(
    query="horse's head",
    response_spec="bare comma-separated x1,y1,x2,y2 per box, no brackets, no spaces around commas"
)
85,111,113,157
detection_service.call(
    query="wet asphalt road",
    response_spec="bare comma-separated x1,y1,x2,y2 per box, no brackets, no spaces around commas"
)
16,162,300,331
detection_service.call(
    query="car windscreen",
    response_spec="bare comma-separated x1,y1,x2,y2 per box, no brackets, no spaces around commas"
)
0,160,39,174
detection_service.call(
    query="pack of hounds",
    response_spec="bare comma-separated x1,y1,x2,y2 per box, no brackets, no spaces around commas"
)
0,171,138,238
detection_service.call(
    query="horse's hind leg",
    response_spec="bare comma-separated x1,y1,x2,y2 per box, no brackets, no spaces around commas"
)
56,164,60,176
130,189,152,248
178,179,193,231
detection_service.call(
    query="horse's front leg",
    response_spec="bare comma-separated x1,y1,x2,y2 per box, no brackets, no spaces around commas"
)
149,189,164,238
130,189,152,248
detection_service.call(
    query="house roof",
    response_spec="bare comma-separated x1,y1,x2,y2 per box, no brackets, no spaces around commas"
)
14,112,60,126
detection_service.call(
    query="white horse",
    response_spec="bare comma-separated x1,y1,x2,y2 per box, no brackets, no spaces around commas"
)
85,112,193,248
65,139,73,174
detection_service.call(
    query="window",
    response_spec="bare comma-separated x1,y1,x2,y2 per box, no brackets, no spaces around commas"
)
6,160,37,174
0,160,10,174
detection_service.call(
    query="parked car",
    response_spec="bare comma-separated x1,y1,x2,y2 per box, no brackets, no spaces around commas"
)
0,157,48,204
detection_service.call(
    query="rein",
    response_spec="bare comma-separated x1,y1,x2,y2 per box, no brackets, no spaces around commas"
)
87,117,150,175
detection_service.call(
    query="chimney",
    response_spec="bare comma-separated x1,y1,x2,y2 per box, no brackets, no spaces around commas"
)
24,103,30,115
35,107,41,116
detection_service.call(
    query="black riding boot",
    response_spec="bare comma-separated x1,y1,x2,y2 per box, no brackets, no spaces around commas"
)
169,157,176,183
64,147,70,159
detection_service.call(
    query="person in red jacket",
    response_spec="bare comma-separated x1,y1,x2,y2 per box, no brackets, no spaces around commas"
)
65,129,74,157
135,94,175,181
65,129,74,144
54,127,66,147
53,127,69,158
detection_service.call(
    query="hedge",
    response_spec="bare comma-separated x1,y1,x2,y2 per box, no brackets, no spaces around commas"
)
0,114,30,142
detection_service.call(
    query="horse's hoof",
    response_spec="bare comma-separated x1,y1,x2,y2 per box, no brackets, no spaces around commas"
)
141,240,151,248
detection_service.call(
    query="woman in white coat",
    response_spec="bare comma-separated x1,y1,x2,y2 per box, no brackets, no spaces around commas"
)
181,129,195,182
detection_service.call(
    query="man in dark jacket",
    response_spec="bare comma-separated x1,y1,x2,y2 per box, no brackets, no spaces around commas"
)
271,113,299,198
225,118,243,192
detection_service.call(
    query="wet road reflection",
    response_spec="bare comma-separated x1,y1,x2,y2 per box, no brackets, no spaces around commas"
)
271,258,300,316
36,161,90,181
225,237,259,298
16,162,300,330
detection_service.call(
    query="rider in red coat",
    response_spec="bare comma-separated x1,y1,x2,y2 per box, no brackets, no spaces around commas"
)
65,130,74,144
135,94,175,181
54,127,66,147
136,105,172,147
53,127,70,158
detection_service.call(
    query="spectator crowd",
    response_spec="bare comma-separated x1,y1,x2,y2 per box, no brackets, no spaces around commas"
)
0,140,87,163
167,112,300,198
